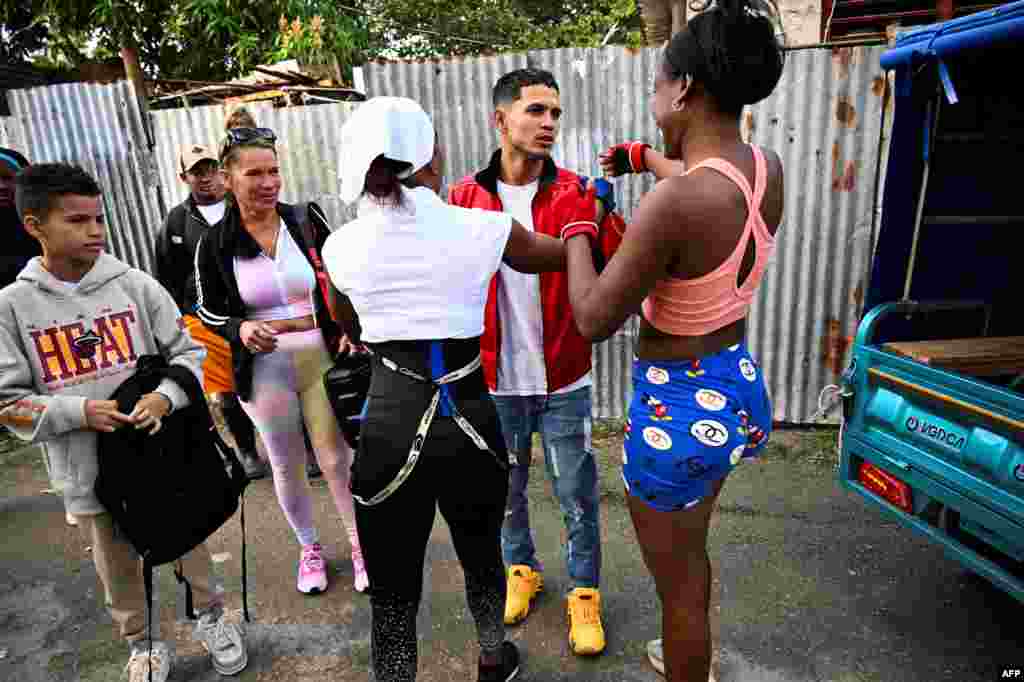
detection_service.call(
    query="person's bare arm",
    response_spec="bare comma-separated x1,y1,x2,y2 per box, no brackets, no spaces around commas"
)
566,178,706,341
334,293,362,345
638,148,686,180
503,219,566,273
599,143,685,181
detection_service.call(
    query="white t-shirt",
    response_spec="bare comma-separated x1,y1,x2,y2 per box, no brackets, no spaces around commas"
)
196,200,226,226
492,180,591,396
51,278,80,295
323,186,512,344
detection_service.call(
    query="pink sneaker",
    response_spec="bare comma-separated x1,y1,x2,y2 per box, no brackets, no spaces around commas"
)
352,546,369,593
297,543,328,594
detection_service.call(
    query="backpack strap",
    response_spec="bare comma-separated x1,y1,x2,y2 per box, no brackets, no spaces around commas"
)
292,202,343,337
293,202,315,251
172,494,249,625
143,556,155,682
173,566,197,619
172,428,250,624
214,423,251,623
240,494,249,622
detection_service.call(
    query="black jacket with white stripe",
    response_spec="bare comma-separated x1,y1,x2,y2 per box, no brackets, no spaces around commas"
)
192,201,340,401
155,195,220,315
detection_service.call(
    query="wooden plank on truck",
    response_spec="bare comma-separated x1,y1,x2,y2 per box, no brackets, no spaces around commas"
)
883,336,1024,377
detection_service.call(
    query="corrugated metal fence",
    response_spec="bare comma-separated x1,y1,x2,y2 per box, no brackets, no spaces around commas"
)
364,45,888,423
1,45,888,423
0,114,23,150
150,101,360,230
5,81,165,274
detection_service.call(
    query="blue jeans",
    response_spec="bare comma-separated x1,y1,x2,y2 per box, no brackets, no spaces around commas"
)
491,387,601,590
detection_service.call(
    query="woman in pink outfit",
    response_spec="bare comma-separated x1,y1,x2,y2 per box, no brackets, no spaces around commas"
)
193,127,367,594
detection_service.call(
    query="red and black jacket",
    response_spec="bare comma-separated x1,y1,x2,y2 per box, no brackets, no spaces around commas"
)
448,150,626,393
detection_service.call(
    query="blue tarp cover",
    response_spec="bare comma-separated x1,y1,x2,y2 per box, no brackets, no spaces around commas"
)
864,3,1021,335
880,0,1024,70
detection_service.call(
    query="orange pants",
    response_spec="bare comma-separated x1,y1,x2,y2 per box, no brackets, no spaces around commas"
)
184,315,235,394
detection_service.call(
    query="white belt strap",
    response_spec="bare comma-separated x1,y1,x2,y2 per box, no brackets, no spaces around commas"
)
353,354,504,506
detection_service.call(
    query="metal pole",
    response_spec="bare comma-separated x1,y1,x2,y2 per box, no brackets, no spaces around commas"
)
902,89,942,301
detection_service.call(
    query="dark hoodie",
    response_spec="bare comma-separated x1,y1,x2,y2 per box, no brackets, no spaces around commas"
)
155,194,223,314
0,148,40,289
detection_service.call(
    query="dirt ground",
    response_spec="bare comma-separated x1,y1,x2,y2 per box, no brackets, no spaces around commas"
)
1,425,1021,682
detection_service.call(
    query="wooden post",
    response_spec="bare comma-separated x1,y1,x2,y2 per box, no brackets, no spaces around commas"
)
330,54,343,85
119,45,148,115
639,0,686,46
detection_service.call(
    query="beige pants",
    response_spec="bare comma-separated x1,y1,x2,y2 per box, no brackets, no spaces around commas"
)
75,513,221,643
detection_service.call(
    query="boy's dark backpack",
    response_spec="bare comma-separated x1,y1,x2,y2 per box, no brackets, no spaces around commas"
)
94,354,250,646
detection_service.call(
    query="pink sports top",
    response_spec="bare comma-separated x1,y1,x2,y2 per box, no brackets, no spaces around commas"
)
234,220,317,321
642,145,776,337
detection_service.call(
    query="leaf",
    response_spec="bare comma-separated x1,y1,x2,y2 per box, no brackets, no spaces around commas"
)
17,0,640,81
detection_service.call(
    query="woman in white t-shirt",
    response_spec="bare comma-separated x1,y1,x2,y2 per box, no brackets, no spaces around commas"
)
324,97,599,682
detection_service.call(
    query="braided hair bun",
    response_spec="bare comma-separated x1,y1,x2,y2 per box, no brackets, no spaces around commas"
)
665,0,785,113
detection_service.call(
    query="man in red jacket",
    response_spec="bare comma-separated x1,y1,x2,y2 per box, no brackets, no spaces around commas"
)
448,68,624,656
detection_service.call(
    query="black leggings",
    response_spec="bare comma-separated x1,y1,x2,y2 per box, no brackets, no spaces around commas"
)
354,339,509,682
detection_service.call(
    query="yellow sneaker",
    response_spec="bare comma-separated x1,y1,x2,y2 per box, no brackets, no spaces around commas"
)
504,565,543,625
567,587,606,655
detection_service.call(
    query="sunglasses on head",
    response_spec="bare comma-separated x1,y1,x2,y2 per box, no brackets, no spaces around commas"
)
220,127,277,158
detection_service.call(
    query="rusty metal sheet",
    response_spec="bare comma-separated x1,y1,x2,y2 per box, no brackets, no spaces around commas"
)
150,100,361,231
6,81,166,274
5,46,890,423
363,45,888,422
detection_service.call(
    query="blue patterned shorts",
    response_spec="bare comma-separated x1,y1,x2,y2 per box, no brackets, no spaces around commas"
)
623,342,772,512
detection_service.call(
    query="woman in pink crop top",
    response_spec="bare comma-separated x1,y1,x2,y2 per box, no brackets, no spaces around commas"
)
565,1,786,680
194,129,366,596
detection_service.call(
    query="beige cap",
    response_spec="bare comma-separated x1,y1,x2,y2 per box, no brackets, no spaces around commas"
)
179,144,217,173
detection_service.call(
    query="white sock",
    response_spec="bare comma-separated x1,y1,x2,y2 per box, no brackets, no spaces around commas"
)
297,527,319,547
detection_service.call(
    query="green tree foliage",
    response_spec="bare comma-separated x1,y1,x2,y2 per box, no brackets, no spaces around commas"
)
365,0,643,58
2,0,642,82
175,0,373,79
0,4,51,66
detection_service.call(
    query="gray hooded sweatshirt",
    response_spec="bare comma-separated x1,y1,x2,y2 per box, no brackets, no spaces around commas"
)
0,254,205,514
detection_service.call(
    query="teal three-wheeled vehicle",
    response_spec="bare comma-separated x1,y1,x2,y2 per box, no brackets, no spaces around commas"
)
838,2,1024,602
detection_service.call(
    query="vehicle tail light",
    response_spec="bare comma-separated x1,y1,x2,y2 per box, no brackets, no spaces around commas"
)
858,461,912,513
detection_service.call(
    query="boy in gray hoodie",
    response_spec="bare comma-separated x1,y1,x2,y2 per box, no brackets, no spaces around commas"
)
0,164,248,680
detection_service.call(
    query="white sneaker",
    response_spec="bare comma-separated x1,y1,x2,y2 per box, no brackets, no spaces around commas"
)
193,609,248,675
124,641,171,682
646,639,716,681
647,638,665,675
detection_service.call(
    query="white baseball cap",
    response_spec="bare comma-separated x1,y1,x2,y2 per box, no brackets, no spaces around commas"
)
339,97,435,204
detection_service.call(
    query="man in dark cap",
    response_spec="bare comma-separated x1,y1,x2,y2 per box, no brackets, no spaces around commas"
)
155,143,266,479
